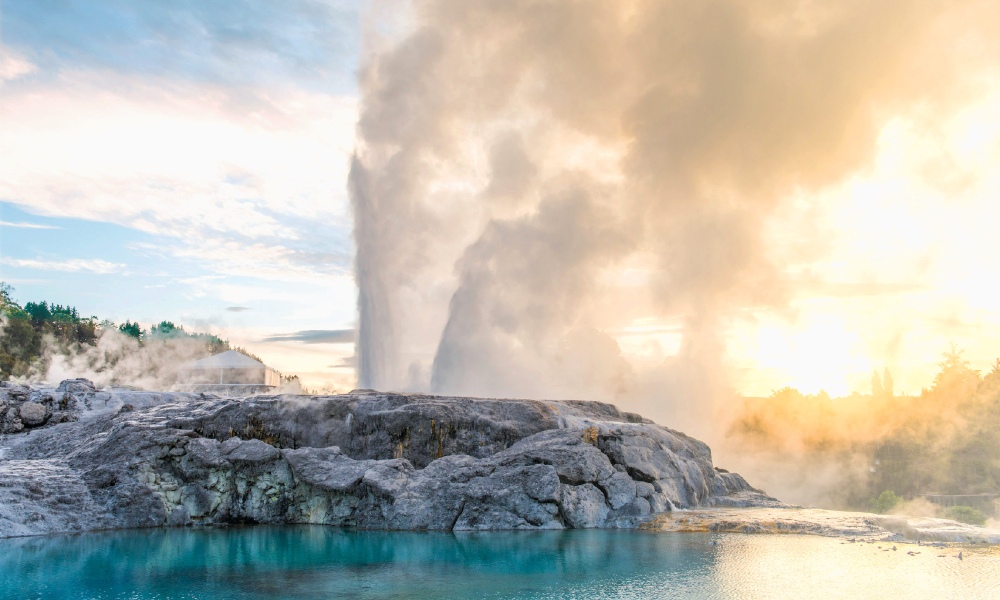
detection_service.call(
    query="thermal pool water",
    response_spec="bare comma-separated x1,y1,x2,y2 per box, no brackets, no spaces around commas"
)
1,525,997,599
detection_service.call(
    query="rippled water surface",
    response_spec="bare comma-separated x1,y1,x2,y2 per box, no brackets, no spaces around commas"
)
1,526,997,599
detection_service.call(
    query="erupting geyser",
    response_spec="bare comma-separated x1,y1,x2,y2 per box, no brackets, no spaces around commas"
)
349,1,1000,437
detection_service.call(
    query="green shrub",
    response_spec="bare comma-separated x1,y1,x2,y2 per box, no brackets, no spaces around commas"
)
869,490,902,514
944,505,987,526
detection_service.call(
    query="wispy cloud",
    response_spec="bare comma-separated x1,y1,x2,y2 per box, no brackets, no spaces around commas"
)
328,355,356,368
0,46,37,84
0,220,60,229
226,306,252,312
1,257,125,274
179,243,351,281
263,329,354,344
0,75,357,281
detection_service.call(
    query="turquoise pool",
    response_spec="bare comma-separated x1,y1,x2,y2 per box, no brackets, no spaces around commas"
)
1,526,997,599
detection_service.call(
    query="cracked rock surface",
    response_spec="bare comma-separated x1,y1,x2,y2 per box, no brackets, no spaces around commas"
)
0,381,781,538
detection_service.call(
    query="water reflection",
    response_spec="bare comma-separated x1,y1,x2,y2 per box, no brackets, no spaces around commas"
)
2,527,719,599
712,535,1000,600
1,527,996,599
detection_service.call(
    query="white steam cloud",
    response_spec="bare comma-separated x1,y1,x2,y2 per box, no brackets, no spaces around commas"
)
350,0,999,442
15,328,214,391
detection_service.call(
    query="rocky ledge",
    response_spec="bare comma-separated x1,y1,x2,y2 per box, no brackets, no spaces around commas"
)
0,380,780,538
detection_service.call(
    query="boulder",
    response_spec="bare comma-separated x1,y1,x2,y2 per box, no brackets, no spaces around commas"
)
225,439,281,464
599,471,637,510
0,382,30,403
56,379,97,394
561,483,609,528
18,402,49,427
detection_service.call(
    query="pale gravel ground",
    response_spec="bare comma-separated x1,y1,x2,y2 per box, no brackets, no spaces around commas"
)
645,507,1000,544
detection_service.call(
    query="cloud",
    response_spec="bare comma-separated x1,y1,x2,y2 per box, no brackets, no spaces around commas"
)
789,280,928,299
0,220,60,230
0,46,37,84
328,356,356,368
225,306,252,312
143,237,352,286
262,329,355,344
0,72,358,280
1,257,125,274
0,0,361,286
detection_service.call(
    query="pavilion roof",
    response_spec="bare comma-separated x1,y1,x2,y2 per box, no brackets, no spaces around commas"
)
186,350,264,369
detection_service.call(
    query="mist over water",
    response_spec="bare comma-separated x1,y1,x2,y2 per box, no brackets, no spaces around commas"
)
349,0,1000,472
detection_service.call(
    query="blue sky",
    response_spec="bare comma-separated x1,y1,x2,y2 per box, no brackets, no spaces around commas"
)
2,0,358,92
0,0,362,389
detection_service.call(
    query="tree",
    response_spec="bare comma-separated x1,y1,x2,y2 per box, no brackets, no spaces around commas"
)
24,301,52,322
981,359,1000,393
0,314,40,379
945,506,986,526
882,367,894,398
150,321,182,337
930,344,980,397
118,320,144,340
49,304,79,322
869,490,902,514
769,386,805,402
75,318,97,346
0,282,17,311
0,282,27,320
871,370,884,399
232,346,264,363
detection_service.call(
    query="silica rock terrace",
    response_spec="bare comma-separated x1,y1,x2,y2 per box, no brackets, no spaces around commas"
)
0,380,779,538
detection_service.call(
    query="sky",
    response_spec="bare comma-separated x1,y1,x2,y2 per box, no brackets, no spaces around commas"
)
0,0,361,390
2,1,1000,400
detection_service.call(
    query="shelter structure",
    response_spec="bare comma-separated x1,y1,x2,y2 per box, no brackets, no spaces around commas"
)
178,350,281,395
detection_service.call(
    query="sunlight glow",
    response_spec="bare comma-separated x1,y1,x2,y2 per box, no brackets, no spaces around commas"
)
613,80,1000,397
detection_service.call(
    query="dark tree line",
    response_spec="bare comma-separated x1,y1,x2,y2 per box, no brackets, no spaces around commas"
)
1,283,97,379
0,282,230,380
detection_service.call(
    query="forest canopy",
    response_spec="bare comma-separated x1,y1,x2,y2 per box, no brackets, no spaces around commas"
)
727,346,1000,509
1,282,238,384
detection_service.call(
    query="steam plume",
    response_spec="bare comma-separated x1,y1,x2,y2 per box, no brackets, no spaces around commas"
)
351,0,998,431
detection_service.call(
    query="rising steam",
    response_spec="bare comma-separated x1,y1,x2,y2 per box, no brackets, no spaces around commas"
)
350,0,999,441
7,326,211,391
